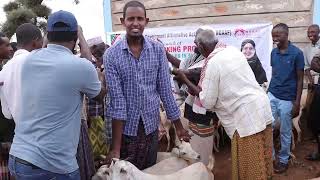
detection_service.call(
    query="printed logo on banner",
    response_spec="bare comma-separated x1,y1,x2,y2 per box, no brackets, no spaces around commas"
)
234,28,259,38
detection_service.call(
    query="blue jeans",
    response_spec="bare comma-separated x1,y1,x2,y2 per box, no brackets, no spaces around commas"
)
8,156,80,180
268,92,293,164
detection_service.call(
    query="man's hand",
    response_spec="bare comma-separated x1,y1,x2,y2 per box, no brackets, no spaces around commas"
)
102,120,123,164
172,68,202,96
291,102,300,119
77,25,93,61
77,25,83,36
311,55,320,73
103,150,120,165
173,120,191,142
172,69,187,83
305,69,314,84
176,126,191,142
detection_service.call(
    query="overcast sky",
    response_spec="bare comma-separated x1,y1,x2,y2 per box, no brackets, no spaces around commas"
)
0,0,106,40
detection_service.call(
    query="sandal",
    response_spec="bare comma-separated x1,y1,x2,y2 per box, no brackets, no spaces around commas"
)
305,152,320,161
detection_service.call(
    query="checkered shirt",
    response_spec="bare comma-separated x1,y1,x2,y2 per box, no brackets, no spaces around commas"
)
103,36,180,136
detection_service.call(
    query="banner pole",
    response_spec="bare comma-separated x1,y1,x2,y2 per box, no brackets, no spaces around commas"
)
103,0,113,41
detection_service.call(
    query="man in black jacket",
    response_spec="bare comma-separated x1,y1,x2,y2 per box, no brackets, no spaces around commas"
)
305,53,320,161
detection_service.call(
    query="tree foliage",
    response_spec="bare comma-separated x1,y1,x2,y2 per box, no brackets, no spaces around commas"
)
1,8,36,38
1,0,80,38
3,2,20,14
1,0,51,38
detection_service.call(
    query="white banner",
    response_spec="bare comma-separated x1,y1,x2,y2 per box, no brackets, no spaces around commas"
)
106,23,273,80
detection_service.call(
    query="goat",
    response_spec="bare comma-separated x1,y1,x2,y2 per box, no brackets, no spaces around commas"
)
157,140,200,162
292,88,307,147
144,155,215,175
92,158,214,180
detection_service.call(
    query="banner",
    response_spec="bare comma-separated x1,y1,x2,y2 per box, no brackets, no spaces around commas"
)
106,23,273,80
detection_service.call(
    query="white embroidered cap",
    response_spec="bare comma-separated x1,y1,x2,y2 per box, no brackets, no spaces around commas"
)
87,36,104,47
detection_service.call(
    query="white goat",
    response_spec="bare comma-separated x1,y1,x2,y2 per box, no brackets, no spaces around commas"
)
92,159,214,180
157,140,200,162
143,157,190,175
292,88,307,147
144,154,215,175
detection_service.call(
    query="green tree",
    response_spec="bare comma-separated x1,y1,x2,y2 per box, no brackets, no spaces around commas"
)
1,0,51,38
1,0,80,38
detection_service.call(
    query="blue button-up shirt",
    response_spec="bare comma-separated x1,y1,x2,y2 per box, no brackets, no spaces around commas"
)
9,45,101,174
104,36,180,136
269,42,304,101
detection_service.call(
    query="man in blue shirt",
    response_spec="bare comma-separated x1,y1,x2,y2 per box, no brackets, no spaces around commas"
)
8,11,105,180
104,1,190,170
268,23,304,174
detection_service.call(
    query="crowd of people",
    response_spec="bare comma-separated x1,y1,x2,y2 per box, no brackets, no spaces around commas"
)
0,0,319,180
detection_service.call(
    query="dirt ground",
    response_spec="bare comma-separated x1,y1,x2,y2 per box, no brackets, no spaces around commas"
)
158,109,320,180
214,139,320,180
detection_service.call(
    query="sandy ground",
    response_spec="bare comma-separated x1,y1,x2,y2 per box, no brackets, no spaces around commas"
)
214,139,320,180
158,109,320,180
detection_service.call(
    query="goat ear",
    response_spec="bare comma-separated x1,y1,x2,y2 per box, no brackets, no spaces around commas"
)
110,160,115,167
112,158,120,162
103,170,110,176
111,158,119,166
120,168,127,174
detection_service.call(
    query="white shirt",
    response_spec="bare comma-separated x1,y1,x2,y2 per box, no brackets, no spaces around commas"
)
0,49,30,122
0,71,11,119
199,46,273,138
304,40,320,83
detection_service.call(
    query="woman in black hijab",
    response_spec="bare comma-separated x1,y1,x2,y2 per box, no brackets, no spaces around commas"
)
241,39,268,85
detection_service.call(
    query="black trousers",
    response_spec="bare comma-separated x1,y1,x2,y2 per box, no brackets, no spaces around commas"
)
120,121,158,170
309,85,320,134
